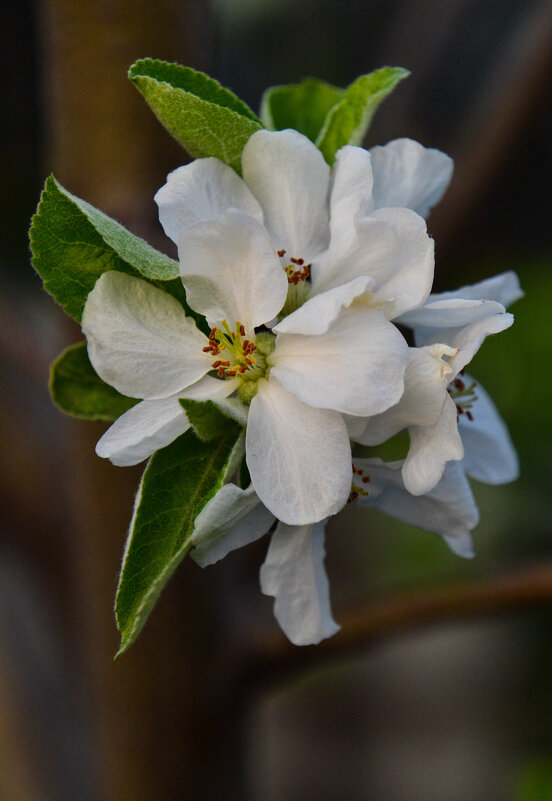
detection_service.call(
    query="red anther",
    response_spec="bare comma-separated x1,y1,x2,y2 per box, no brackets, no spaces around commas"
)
278,249,286,258
217,366,225,377
290,257,299,264
454,378,465,390
297,258,304,265
239,365,248,373
457,405,464,414
244,358,254,365
362,476,371,483
240,324,245,336
212,360,230,368
466,411,474,421
349,491,358,502
209,327,217,339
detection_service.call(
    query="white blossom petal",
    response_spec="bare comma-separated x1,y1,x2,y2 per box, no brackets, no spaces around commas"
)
354,345,455,445
311,208,434,319
398,298,506,336
191,483,275,567
271,302,409,416
260,520,340,645
403,393,464,495
246,378,351,525
242,129,330,260
357,458,477,558
178,209,288,330
329,145,375,223
428,270,523,307
369,138,453,217
443,312,514,376
82,271,210,399
155,158,263,245
96,397,189,466
95,375,236,466
458,377,519,484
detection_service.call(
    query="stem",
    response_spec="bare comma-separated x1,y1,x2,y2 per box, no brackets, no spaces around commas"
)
242,561,552,690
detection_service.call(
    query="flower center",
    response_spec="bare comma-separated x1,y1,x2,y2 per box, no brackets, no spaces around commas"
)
277,249,311,319
348,464,371,503
449,375,477,421
202,321,275,404
203,319,259,379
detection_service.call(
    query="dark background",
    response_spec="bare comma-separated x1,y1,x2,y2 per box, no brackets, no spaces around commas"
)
1,0,552,798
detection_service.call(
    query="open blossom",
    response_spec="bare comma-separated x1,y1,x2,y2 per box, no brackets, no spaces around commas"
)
82,263,408,526
81,129,455,526
351,272,520,494
155,129,439,321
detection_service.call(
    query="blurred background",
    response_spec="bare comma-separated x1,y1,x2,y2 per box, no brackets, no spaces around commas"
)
1,0,552,798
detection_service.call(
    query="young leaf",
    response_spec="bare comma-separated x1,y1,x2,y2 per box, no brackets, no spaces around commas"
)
128,59,263,172
316,67,409,164
50,342,137,421
179,398,236,442
30,175,180,322
260,78,344,143
115,425,242,655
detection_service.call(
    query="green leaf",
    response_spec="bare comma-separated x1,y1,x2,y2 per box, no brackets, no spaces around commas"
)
50,341,138,421
30,175,180,322
179,398,240,442
316,67,409,164
115,425,242,655
128,59,263,172
260,78,344,142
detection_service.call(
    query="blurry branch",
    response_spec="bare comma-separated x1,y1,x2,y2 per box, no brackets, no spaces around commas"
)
242,561,552,690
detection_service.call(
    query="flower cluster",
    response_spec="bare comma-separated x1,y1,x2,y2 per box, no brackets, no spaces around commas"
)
81,130,521,646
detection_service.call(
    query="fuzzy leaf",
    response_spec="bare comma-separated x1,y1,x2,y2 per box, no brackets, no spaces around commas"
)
50,341,137,421
129,59,263,172
260,78,344,142
30,175,181,322
115,425,242,655
179,398,235,442
317,67,409,164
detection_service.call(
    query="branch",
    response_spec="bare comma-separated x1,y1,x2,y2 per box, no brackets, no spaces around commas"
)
242,561,552,690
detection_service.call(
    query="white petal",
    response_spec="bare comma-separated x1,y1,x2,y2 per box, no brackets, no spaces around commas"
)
312,208,434,319
458,377,519,484
191,483,275,567
354,344,454,445
242,129,330,260
272,302,408,416
155,158,263,245
82,272,210,399
95,375,236,466
273,276,378,336
403,393,464,495
246,378,351,525
357,458,478,558
398,298,506,336
178,210,288,330
330,145,375,223
370,138,453,217
444,312,514,376
96,397,189,466
260,521,340,645
428,270,523,308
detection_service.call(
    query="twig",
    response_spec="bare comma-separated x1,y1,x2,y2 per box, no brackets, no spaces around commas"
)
242,561,552,690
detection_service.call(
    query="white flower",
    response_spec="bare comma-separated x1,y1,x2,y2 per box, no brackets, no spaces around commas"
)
155,129,439,322
82,245,408,525
352,272,520,494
